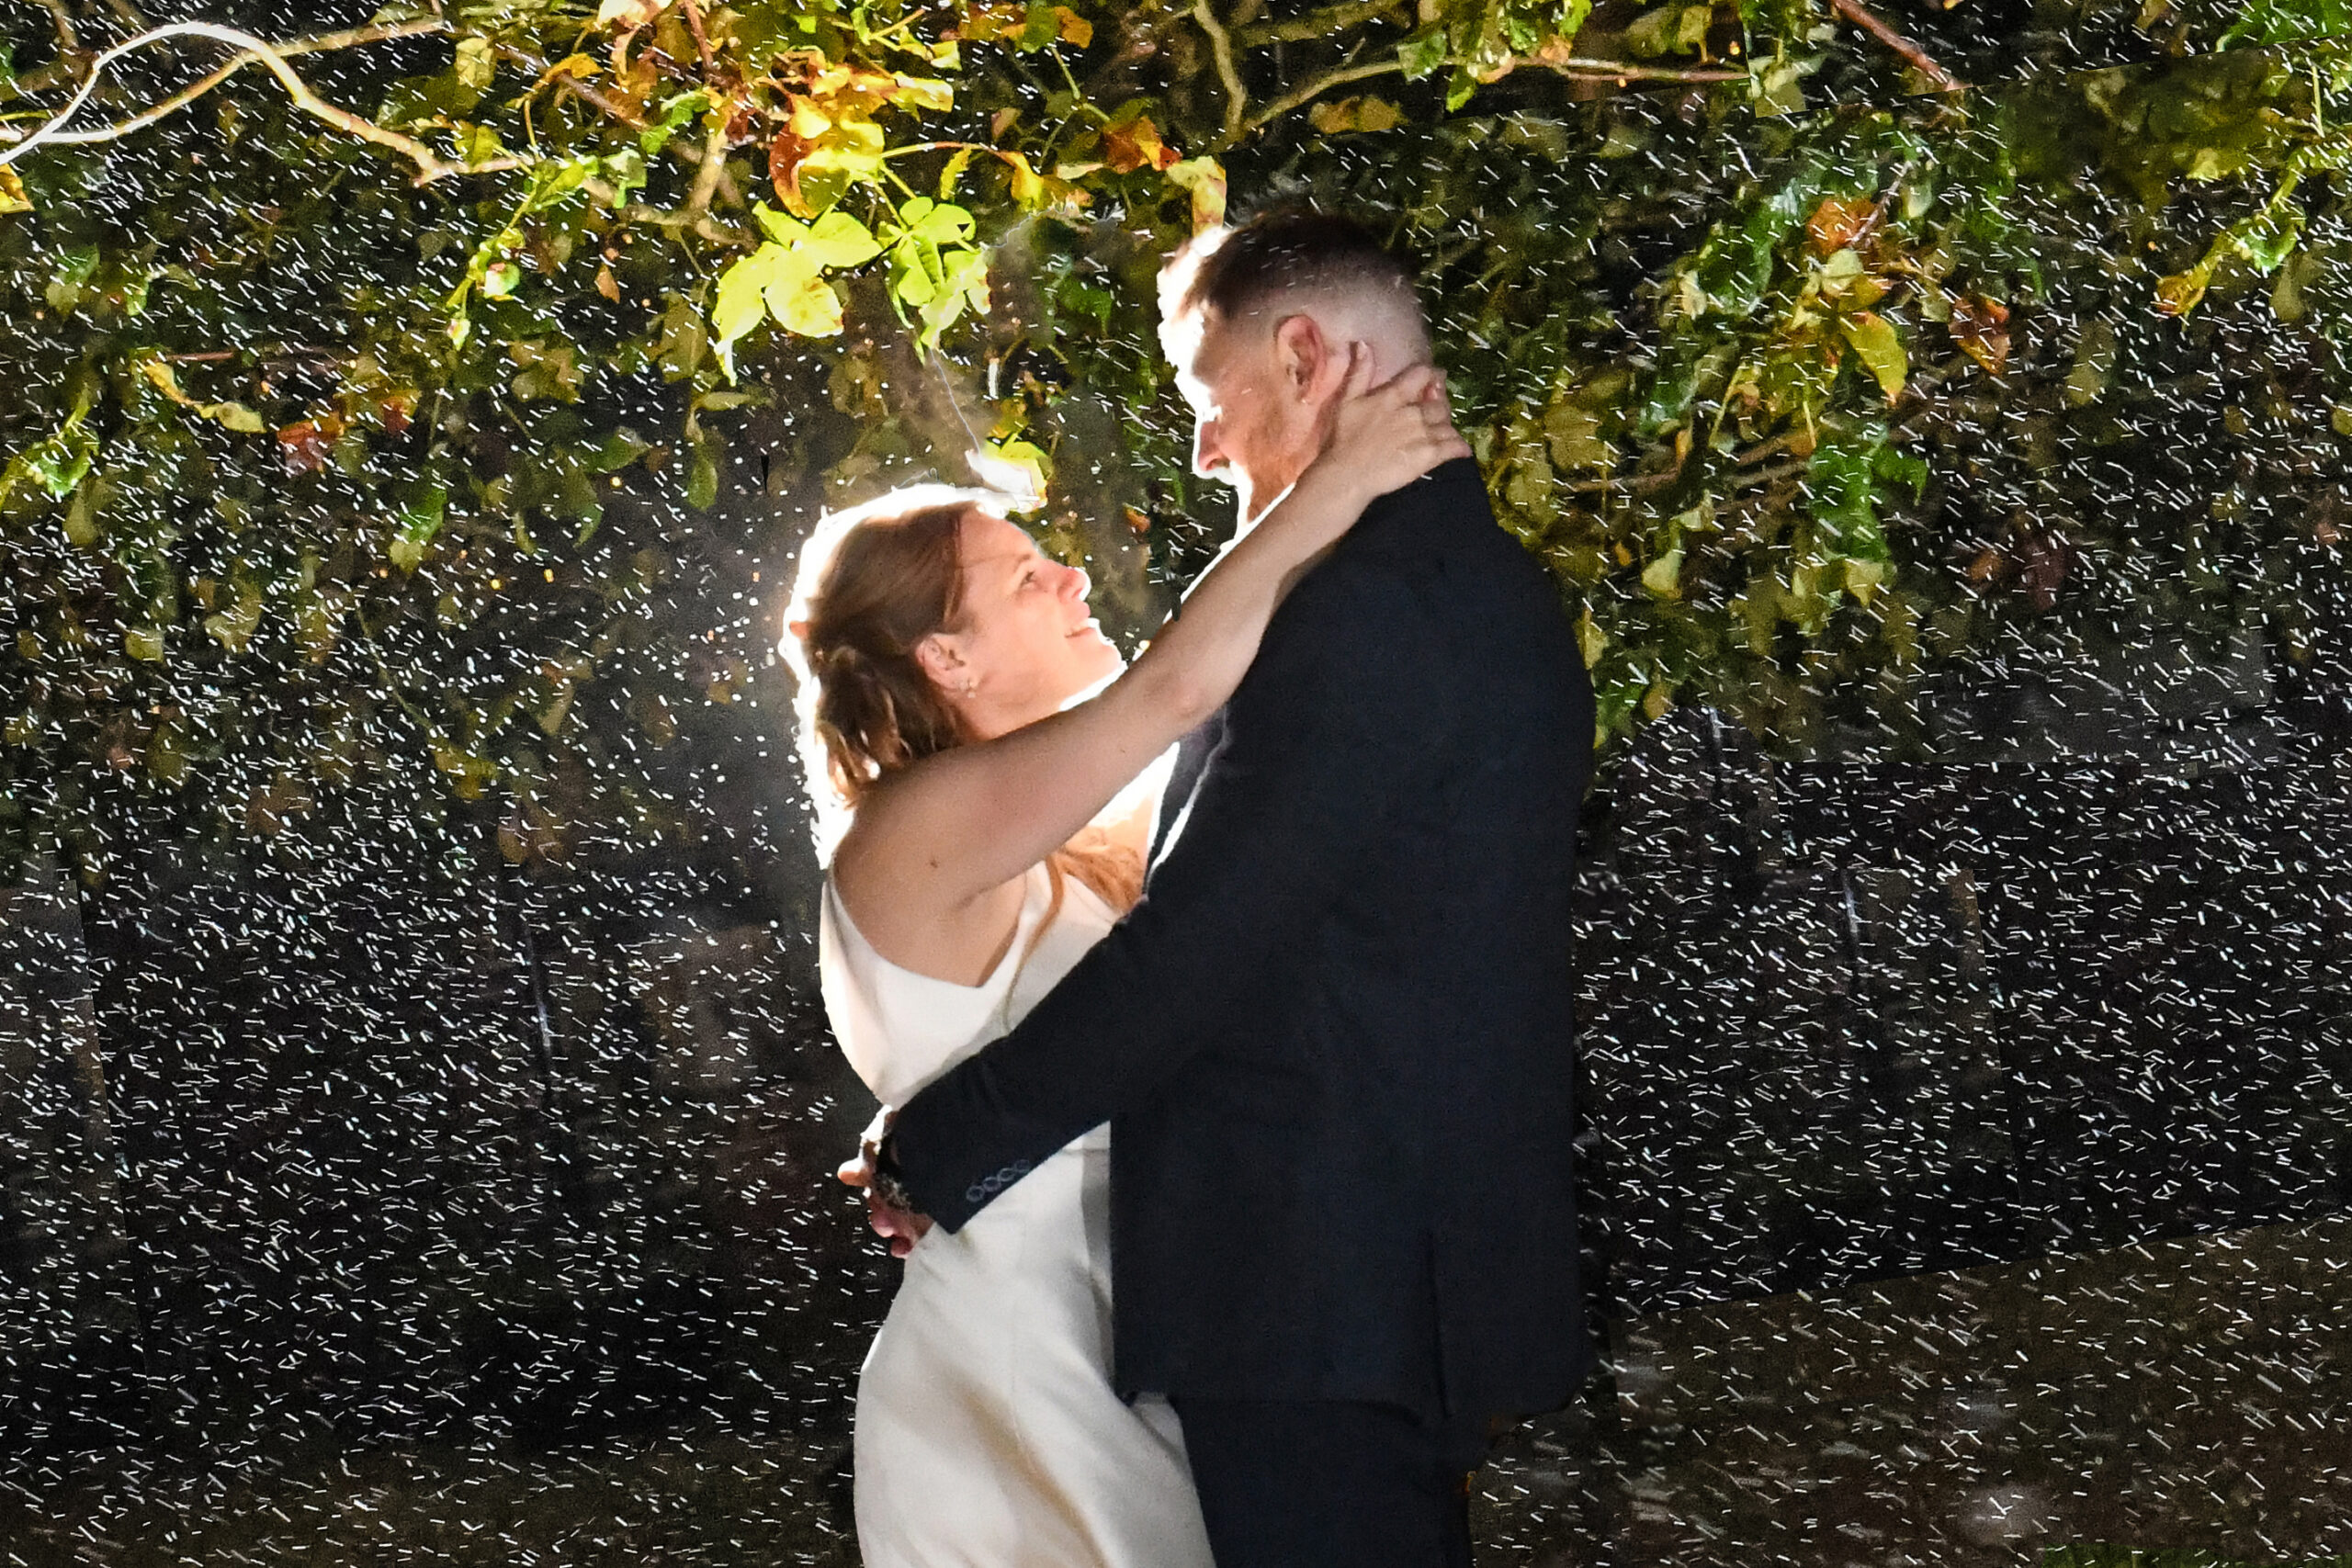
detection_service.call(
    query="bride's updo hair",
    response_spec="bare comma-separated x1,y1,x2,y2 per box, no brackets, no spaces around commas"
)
785,486,985,833
782,485,1141,913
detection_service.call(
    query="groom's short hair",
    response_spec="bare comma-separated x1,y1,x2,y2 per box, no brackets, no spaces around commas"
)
1159,209,1428,357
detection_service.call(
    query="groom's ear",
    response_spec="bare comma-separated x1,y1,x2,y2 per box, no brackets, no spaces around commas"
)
1272,313,1339,404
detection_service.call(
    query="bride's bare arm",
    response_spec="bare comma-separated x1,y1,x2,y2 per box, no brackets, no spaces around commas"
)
834,357,1467,931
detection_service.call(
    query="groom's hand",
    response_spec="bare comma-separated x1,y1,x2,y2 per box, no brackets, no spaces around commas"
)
837,1107,934,1258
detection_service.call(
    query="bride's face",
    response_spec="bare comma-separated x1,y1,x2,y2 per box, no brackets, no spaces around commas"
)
919,511,1122,739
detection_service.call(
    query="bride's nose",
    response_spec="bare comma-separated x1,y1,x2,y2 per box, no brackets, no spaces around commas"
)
1058,561,1090,601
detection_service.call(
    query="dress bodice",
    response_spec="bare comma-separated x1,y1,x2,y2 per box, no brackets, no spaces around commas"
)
820,861,1118,1109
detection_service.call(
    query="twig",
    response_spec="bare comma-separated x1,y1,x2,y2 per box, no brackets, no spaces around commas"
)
1530,56,1747,85
0,21,495,184
502,42,745,209
1246,60,1403,131
1245,51,1745,134
102,0,151,28
1237,0,1405,47
1193,0,1250,148
684,116,729,220
1565,456,1808,499
10,19,450,153
37,0,79,57
1829,0,1964,93
678,0,719,79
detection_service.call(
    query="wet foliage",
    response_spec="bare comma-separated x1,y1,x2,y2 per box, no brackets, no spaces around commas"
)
3,0,2352,1562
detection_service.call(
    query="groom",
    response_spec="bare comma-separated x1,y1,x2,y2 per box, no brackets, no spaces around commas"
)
868,209,1596,1566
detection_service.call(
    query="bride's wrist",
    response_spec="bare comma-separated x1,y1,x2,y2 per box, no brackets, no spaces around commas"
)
1290,452,1375,517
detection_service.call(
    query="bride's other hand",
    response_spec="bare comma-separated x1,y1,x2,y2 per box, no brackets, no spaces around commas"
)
1307,344,1471,503
839,1106,934,1258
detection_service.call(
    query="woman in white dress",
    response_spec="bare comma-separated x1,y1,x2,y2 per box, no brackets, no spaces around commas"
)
781,351,1467,1568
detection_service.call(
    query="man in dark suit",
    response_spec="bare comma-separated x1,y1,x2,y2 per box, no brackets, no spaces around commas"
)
866,210,1597,1566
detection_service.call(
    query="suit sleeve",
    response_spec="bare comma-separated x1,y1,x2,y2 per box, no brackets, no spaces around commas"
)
889,550,1453,1231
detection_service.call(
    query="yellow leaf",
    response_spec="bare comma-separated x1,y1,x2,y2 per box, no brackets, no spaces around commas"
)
767,269,846,337
1641,547,1684,597
597,0,672,25
893,74,955,111
968,438,1047,506
1839,310,1906,405
1841,558,1890,605
0,168,31,216
204,401,267,433
1000,150,1046,208
1165,156,1226,232
139,355,191,403
455,36,496,92
938,146,974,198
2154,266,2211,318
1054,6,1094,45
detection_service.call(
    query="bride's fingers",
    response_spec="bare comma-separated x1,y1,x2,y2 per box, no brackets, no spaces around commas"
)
1392,364,1447,405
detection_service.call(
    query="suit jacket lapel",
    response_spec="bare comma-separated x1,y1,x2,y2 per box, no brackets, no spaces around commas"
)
1149,708,1226,871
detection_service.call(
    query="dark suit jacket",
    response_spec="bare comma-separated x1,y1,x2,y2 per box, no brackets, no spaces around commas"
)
890,457,1597,1422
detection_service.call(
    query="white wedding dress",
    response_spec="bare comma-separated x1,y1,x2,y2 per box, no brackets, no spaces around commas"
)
820,861,1215,1568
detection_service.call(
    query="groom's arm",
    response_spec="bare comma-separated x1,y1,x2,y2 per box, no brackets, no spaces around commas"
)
888,547,1452,1232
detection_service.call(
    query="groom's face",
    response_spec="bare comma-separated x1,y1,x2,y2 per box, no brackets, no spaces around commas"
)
1175,309,1322,520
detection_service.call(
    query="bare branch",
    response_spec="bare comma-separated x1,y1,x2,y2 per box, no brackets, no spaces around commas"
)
1246,51,1746,134
1237,0,1406,47
1527,55,1747,85
12,19,450,153
1193,0,1249,148
1246,60,1402,133
1829,0,1965,93
37,0,80,57
1,20,485,186
683,117,729,220
678,0,720,79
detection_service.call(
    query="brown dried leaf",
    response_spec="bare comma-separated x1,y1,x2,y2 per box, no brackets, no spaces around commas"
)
1102,113,1179,175
1807,196,1877,256
1950,293,2011,375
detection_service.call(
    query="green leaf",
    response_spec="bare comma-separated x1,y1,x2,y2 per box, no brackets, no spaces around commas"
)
687,435,720,511
203,579,266,653
593,428,651,471
390,484,447,573
1396,24,1448,80
24,439,93,499
1804,423,1896,563
1625,4,1713,57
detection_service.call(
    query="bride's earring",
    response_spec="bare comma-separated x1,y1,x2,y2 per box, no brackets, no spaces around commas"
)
959,675,978,697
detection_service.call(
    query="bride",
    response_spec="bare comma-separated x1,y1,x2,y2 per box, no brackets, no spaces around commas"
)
782,351,1467,1567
